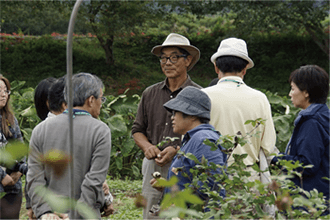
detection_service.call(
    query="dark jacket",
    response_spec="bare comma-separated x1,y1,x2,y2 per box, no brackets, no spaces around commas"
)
272,103,330,201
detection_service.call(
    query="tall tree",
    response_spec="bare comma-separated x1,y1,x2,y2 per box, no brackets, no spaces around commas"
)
77,1,162,65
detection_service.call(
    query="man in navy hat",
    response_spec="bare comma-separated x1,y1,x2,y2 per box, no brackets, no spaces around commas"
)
132,33,201,219
150,86,226,208
202,38,278,179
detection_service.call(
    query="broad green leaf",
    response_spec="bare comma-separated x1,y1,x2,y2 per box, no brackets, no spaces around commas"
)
0,141,29,166
121,138,135,156
182,189,204,205
20,105,35,117
157,176,178,187
107,115,127,134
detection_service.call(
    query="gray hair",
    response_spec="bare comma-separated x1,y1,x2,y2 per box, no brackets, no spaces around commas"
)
64,73,104,107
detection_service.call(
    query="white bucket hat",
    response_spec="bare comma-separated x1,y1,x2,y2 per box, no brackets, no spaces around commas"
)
151,33,200,72
210,37,254,69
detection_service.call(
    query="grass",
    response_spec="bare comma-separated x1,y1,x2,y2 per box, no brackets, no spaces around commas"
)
19,176,143,220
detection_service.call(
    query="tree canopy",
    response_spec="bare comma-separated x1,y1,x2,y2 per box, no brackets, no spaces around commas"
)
1,0,329,64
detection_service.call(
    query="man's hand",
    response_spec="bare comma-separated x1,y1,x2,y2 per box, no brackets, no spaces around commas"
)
101,203,114,217
155,146,179,167
27,208,36,220
10,171,22,184
102,181,109,195
1,174,15,186
144,145,161,160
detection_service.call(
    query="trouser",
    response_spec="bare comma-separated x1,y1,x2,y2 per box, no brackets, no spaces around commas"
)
141,158,171,220
0,190,23,219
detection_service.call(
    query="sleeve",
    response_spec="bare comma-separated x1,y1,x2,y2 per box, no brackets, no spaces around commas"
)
0,166,7,183
76,127,111,218
131,91,147,136
260,98,277,157
272,119,325,176
27,127,52,219
188,137,226,199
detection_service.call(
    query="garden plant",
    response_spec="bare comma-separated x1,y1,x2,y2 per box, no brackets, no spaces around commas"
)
1,80,329,219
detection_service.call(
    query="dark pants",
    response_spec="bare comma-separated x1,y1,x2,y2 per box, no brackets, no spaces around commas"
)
0,190,22,219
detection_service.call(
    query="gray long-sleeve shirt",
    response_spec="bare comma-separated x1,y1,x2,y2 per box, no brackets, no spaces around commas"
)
27,112,111,219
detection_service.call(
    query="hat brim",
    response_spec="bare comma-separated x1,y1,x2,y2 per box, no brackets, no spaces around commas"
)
163,98,210,120
151,45,200,72
210,50,254,69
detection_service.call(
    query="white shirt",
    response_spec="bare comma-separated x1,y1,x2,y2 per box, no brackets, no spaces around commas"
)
202,76,276,165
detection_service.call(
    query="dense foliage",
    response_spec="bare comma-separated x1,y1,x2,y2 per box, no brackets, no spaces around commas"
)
9,79,302,181
155,119,330,219
1,32,328,96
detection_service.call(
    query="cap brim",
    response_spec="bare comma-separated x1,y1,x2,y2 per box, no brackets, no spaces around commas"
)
210,51,254,69
151,45,200,71
163,98,210,119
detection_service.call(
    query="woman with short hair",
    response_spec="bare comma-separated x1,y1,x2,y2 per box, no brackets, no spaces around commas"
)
271,65,329,215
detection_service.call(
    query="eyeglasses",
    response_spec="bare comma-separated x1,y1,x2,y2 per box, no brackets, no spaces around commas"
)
101,97,106,104
172,110,177,116
159,54,187,64
0,90,11,95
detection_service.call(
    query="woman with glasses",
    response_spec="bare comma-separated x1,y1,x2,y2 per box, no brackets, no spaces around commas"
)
0,75,26,219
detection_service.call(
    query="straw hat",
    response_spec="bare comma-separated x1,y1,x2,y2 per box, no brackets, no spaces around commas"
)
210,38,254,69
151,33,200,71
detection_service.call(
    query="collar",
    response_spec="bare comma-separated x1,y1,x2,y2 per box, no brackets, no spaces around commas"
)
160,75,192,91
294,103,326,126
182,124,219,144
63,109,91,118
218,76,244,84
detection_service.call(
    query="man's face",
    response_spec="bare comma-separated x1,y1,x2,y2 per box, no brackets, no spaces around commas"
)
90,88,103,118
160,47,191,79
171,111,193,135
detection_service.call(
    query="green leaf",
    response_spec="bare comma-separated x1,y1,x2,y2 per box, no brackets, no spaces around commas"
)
20,105,35,117
34,186,98,219
35,186,71,213
182,189,204,205
132,165,140,177
0,141,29,166
0,192,6,199
106,115,127,134
121,138,135,157
157,176,178,187
184,153,200,164
115,156,123,170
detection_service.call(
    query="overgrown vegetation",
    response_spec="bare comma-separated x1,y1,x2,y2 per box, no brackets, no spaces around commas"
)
153,119,330,219
6,82,329,219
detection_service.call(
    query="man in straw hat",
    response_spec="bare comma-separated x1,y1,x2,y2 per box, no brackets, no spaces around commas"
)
132,33,202,219
202,38,278,179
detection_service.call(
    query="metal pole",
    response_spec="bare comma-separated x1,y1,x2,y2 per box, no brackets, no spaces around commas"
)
67,0,82,218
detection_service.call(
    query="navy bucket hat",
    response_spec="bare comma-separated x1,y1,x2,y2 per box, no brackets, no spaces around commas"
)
163,86,211,120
